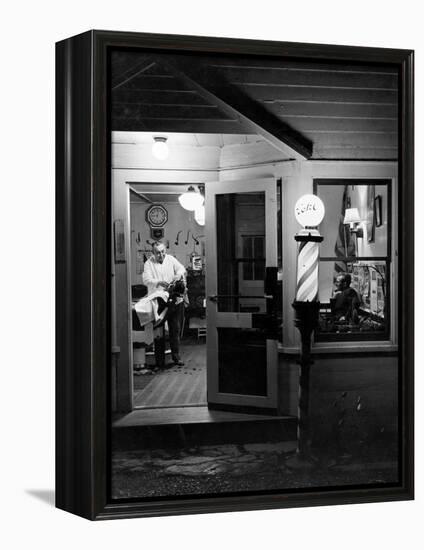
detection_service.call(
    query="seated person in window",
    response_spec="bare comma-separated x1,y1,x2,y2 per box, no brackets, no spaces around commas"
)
332,273,361,324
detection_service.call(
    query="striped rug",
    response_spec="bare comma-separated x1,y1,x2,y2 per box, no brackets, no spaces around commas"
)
134,343,206,408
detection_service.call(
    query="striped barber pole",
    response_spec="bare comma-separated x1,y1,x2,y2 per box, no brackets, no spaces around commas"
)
295,231,322,302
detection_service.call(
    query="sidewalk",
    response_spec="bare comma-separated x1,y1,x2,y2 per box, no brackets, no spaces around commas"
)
111,441,398,499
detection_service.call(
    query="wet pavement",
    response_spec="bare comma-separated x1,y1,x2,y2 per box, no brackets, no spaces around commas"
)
111,441,398,499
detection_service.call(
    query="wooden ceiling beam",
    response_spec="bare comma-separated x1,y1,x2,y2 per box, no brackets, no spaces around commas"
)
207,58,398,75
212,68,398,90
111,117,247,133
277,117,398,133
113,89,211,105
156,56,313,160
112,56,157,90
264,101,397,119
113,103,231,120
236,85,397,103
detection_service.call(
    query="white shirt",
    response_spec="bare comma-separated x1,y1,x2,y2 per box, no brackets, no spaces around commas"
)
142,254,186,295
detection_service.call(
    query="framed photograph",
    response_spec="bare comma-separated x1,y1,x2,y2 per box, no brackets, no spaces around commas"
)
56,30,414,520
113,219,126,263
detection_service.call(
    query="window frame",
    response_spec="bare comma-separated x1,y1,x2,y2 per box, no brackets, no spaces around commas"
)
313,178,392,343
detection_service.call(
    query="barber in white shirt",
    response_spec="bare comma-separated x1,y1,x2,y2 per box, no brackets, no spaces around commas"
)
142,242,186,367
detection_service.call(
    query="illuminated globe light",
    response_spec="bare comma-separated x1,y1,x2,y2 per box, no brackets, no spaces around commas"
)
194,205,205,226
178,186,204,211
152,137,169,160
294,194,325,228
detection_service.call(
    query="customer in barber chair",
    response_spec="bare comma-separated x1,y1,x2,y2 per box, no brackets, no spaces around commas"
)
332,273,361,325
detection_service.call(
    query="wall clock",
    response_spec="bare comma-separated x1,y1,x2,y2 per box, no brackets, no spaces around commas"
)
146,204,168,227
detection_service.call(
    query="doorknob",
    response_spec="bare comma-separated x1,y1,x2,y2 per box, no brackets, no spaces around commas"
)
208,295,218,302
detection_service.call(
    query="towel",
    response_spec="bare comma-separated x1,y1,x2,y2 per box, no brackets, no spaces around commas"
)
134,289,169,327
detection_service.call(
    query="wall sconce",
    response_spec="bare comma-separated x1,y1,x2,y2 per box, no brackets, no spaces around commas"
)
178,185,204,211
343,207,364,238
152,136,169,160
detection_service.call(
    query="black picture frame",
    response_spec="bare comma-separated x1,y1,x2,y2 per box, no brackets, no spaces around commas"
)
375,195,383,227
56,30,414,520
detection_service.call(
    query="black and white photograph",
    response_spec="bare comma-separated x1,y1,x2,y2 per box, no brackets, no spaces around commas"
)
108,47,406,500
4,0,423,546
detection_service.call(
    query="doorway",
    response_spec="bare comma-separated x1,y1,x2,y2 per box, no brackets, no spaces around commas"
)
128,177,280,414
129,183,207,409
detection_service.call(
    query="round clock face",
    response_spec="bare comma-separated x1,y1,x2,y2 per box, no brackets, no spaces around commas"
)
146,204,168,227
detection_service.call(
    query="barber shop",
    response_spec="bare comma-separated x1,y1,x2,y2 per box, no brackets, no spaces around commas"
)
110,49,399,494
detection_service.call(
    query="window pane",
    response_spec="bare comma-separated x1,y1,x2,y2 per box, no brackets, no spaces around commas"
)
254,236,264,258
218,328,267,396
253,260,265,280
242,261,253,281
242,235,252,258
216,193,265,312
316,260,389,341
316,183,389,259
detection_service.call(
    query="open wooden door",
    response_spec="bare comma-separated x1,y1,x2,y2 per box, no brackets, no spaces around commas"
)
205,178,279,414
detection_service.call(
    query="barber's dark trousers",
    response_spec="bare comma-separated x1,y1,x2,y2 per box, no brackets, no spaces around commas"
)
154,302,184,366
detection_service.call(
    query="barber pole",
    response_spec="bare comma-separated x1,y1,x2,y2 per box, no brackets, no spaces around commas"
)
290,195,325,462
295,230,321,302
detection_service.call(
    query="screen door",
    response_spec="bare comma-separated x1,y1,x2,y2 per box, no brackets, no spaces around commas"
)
205,178,279,412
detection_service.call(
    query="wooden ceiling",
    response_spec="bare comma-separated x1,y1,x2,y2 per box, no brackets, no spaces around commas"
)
111,51,398,160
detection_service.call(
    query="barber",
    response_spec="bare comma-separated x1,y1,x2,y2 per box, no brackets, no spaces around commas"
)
142,242,186,367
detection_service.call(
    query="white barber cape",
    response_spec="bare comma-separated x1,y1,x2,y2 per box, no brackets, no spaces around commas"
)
134,289,169,328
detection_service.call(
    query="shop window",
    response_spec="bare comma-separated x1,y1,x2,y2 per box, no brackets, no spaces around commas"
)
313,179,392,342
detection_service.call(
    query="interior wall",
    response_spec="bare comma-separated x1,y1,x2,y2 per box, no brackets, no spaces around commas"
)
130,201,205,286
113,142,221,171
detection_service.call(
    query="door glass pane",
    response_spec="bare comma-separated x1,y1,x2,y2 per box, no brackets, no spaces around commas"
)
218,328,267,396
216,192,265,312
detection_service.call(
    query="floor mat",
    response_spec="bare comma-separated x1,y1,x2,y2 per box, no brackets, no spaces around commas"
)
134,342,206,407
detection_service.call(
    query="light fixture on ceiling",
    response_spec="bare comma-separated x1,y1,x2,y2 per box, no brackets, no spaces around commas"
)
194,205,205,226
178,185,204,211
152,136,169,160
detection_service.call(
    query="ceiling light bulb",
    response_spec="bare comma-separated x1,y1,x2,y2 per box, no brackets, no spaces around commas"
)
152,137,169,160
178,186,204,211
